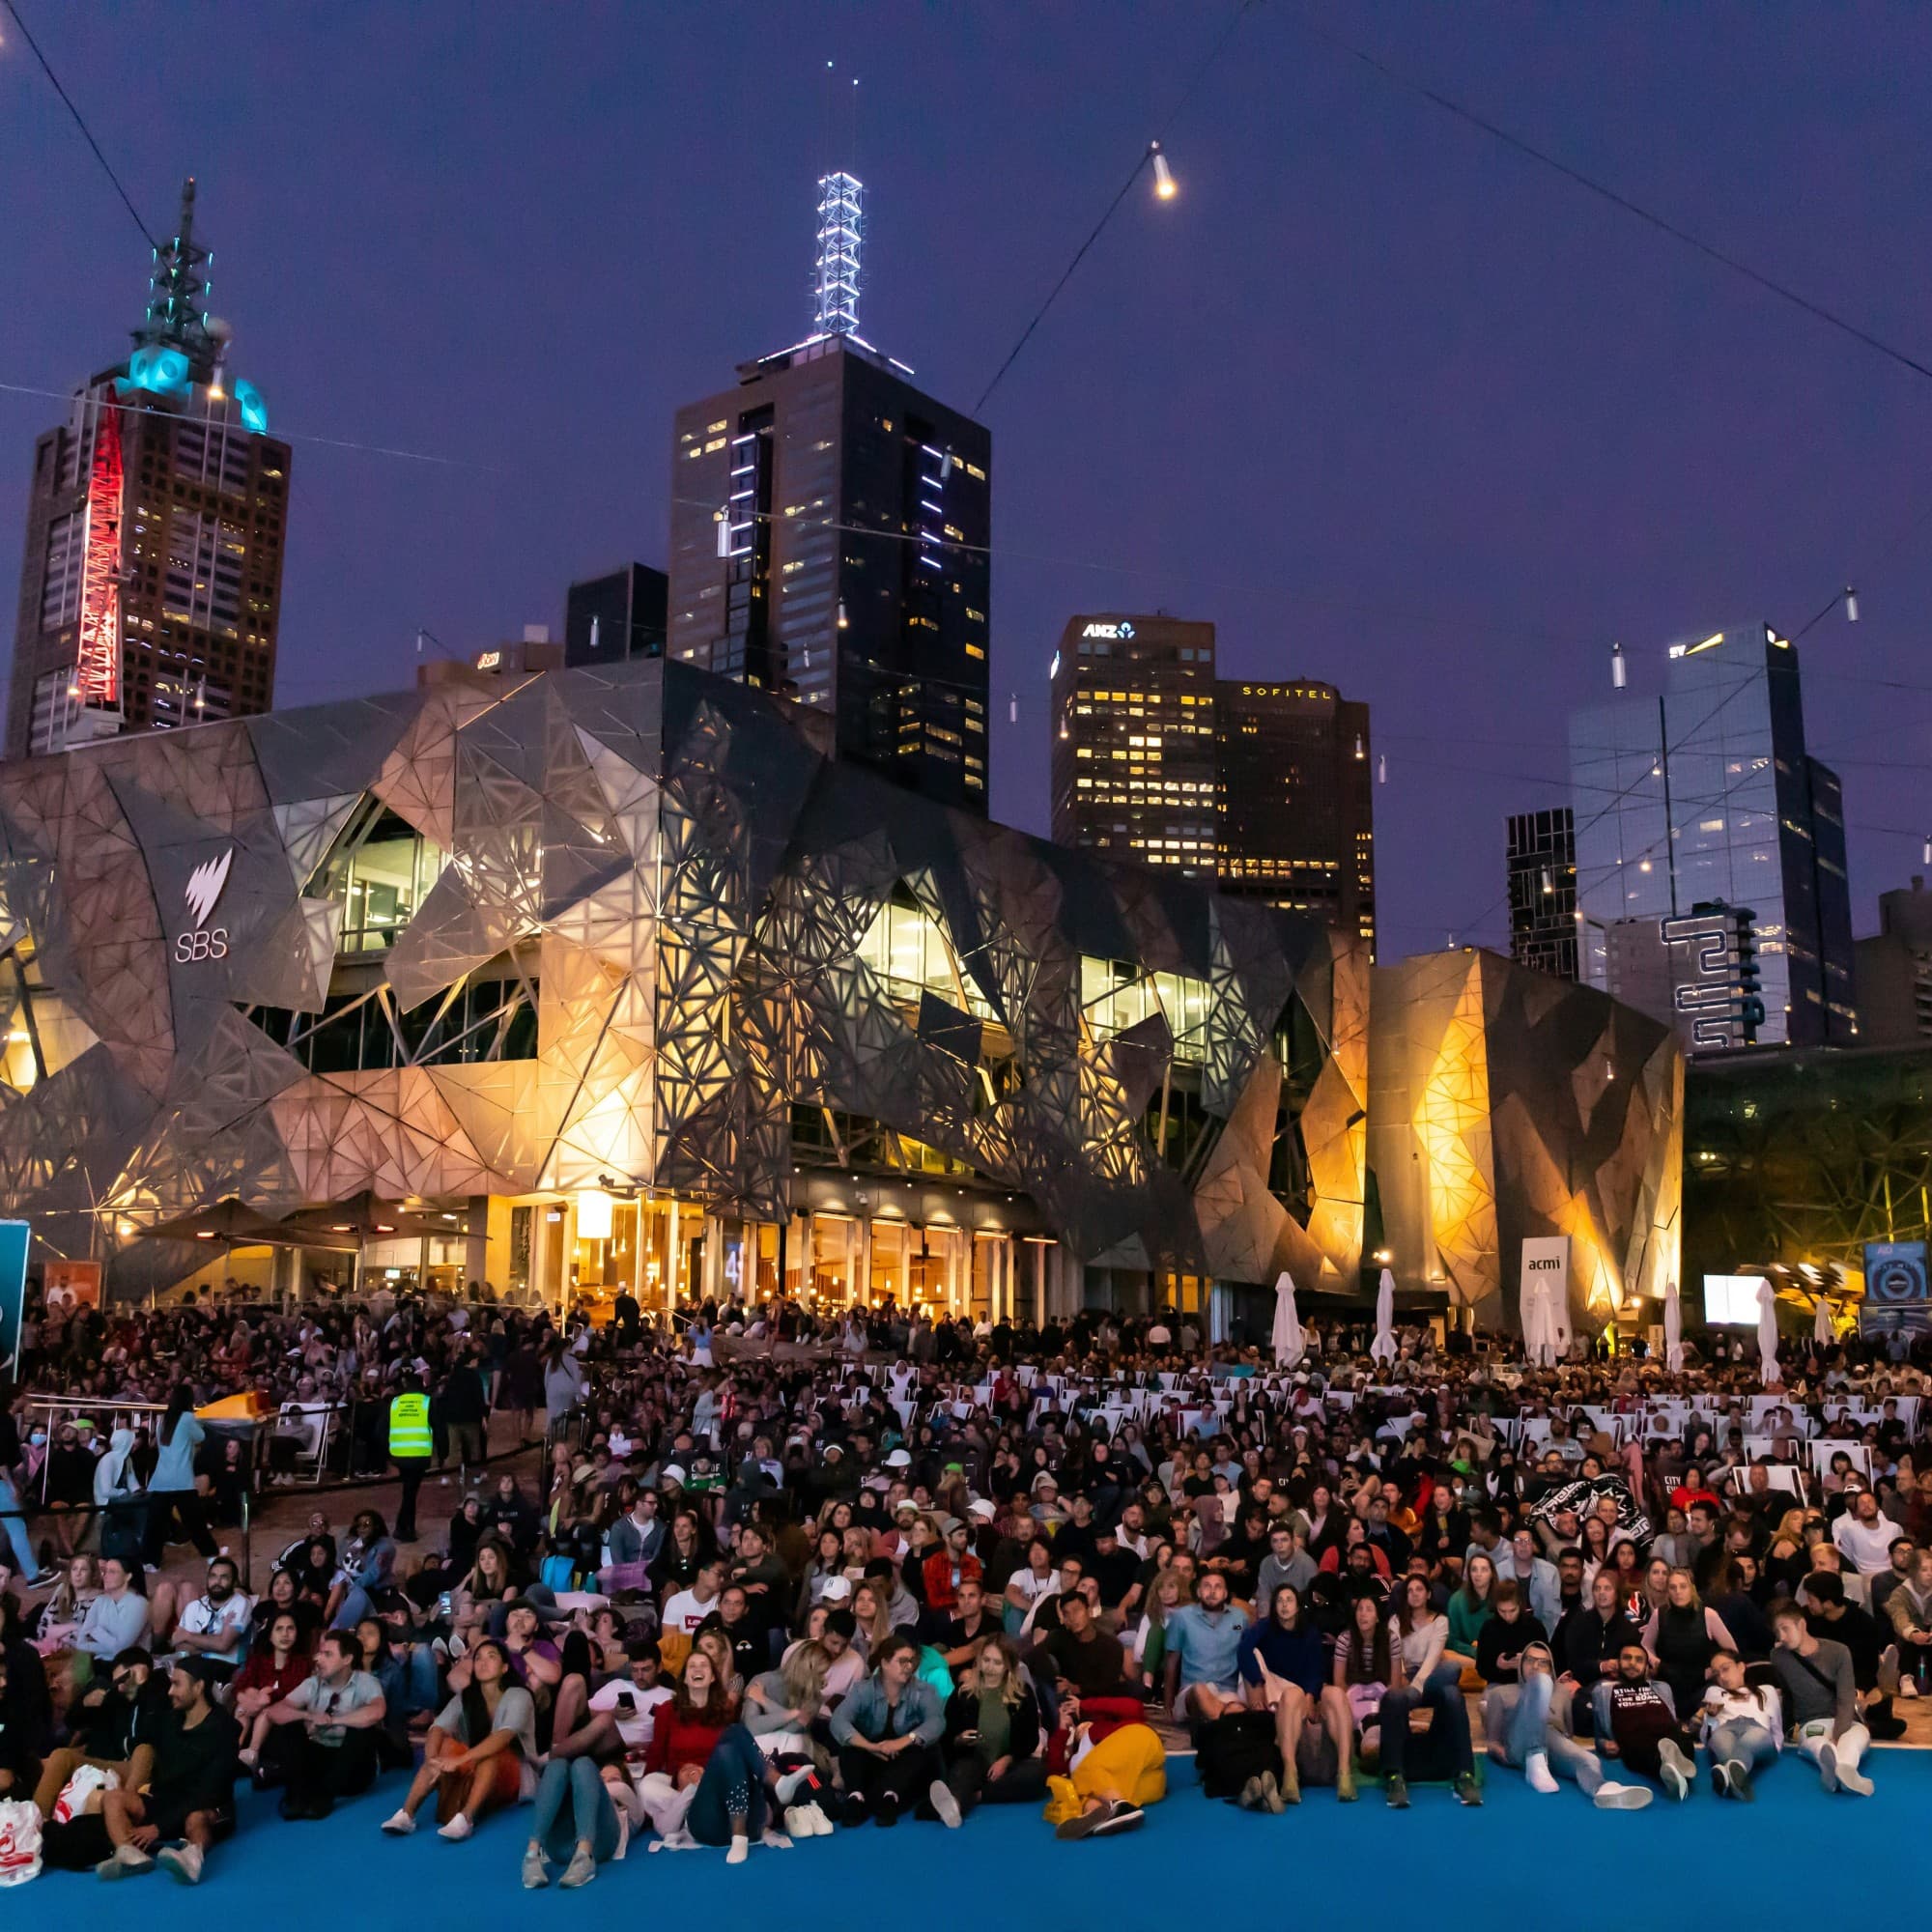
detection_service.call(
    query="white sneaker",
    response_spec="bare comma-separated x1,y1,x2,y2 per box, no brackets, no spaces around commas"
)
725,1835,749,1866
1657,1739,1692,1801
437,1813,474,1842
1593,1780,1652,1809
799,1801,833,1837
928,1777,964,1827
157,1842,204,1886
783,1806,815,1839
381,1809,416,1836
1818,1741,1839,1792
1524,1751,1559,1795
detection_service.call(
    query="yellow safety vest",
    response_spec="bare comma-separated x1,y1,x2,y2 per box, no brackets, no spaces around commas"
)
389,1391,432,1459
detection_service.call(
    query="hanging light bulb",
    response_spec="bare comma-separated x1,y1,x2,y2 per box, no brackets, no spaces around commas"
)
715,512,730,559
1610,639,1627,689
1922,833,1930,866
1059,717,1068,741
1377,753,1386,784
1009,692,1018,724
1150,141,1177,201
1353,733,1365,760
837,600,849,630
1845,584,1860,623
1541,867,1554,895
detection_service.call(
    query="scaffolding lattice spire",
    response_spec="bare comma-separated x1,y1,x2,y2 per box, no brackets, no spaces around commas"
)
133,176,217,382
812,172,863,337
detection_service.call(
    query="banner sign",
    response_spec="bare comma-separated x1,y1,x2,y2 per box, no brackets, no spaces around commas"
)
0,1222,27,1376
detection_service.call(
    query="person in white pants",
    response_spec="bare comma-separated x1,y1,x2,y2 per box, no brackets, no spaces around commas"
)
1771,1602,1874,1796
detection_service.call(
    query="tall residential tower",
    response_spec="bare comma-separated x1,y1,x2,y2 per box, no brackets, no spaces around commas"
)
6,180,291,758
666,175,992,812
1049,613,1376,949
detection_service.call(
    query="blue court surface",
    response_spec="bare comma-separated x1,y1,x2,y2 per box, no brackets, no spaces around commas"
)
45,1749,1932,1926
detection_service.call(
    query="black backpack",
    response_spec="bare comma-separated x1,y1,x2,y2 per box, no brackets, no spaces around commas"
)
1195,1708,1282,1799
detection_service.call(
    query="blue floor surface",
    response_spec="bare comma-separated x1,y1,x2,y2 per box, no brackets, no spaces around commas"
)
46,1749,1932,1925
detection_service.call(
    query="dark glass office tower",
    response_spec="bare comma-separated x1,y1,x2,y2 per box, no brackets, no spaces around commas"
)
1506,807,1578,979
7,179,291,757
1569,621,1856,1047
665,176,992,812
565,563,668,669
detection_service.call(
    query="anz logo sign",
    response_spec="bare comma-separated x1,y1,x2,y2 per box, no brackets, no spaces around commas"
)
1081,620,1136,640
175,848,234,963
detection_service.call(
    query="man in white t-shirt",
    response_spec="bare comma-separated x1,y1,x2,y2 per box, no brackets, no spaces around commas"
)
169,1556,256,1680
1833,1487,1904,1577
662,1556,725,1636
588,1640,672,1751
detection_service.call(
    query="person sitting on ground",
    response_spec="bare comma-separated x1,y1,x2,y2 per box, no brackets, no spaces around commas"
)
1472,1579,1549,1690
1597,1641,1698,1801
165,1555,256,1686
1444,1551,1495,1680
829,1631,951,1829
1163,1569,1250,1729
91,1658,239,1886
1641,1567,1736,1718
1770,1597,1874,1796
72,1556,151,1670
1482,1638,1647,1808
252,1629,387,1820
522,1643,637,1889
1373,1573,1480,1809
381,1636,534,1841
1033,1585,1129,1703
1885,1545,1932,1690
1698,1648,1781,1801
1237,1582,1354,1804
233,1612,312,1765
941,1634,1046,1818
32,1645,163,1821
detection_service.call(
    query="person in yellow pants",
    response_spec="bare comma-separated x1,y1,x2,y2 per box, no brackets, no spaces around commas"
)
1041,1694,1166,1839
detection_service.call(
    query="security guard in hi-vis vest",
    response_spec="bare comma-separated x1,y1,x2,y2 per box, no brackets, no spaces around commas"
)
386,1369,434,1542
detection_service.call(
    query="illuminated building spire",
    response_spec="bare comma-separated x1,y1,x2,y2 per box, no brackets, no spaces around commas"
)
133,177,217,383
812,172,863,337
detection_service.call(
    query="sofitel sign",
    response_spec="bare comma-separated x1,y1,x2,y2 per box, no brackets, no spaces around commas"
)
175,848,234,963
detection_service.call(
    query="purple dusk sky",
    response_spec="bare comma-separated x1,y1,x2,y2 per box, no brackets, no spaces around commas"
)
5,4,1930,955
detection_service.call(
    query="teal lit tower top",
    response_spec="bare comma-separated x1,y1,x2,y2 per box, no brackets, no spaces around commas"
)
133,177,218,384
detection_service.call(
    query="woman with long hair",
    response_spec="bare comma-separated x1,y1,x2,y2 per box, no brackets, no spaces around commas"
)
234,1611,311,1767
522,1627,628,1889
1238,1583,1355,1804
1445,1550,1496,1673
850,1578,895,1661
141,1383,216,1565
940,1634,1045,1814
382,1636,536,1841
1131,1565,1191,1681
1372,1576,1478,1807
1642,1568,1736,1716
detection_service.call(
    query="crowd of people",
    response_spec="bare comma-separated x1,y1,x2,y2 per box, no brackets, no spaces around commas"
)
1,1275,1929,1889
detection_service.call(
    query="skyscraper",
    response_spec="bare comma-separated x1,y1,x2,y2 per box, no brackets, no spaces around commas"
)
6,179,291,758
1048,614,1218,872
1569,621,1855,1048
1216,678,1376,952
665,175,992,813
1506,806,1578,979
564,563,668,669
1048,613,1375,947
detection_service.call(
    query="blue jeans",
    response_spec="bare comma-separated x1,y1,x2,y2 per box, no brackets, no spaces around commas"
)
1378,1669,1473,1779
1706,1719,1776,1773
1492,1673,1603,1793
0,1474,37,1579
532,1756,620,1862
686,1724,770,1846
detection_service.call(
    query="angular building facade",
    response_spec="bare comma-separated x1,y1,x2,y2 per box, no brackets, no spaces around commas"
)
6,180,290,759
1368,949,1683,1337
1506,806,1577,980
0,657,1369,1311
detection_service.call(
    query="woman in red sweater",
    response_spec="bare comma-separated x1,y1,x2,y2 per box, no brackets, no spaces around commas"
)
236,1612,315,1770
638,1649,733,1836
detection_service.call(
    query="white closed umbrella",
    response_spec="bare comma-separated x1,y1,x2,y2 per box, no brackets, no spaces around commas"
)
1663,1280,1684,1374
1520,1264,1548,1367
1756,1277,1781,1384
1813,1296,1834,1347
1271,1271,1305,1369
1370,1267,1397,1364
